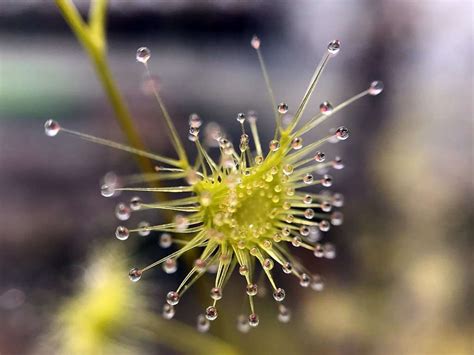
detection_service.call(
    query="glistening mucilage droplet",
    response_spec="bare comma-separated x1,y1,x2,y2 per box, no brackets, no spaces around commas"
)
278,102,289,114
166,291,180,306
369,80,384,95
273,287,286,302
205,306,218,321
128,268,142,282
44,119,60,137
327,40,341,55
115,226,129,241
250,35,260,50
320,101,334,115
335,126,349,140
248,313,259,327
136,47,151,64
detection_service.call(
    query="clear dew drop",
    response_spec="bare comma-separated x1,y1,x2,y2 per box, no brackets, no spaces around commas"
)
137,221,151,236
101,184,115,197
282,262,293,274
311,274,325,291
263,258,274,270
368,80,384,95
159,233,172,248
322,174,333,187
248,313,259,327
44,119,60,137
278,305,291,323
313,243,324,258
197,314,210,333
323,243,337,259
327,39,341,55
320,101,334,115
308,226,321,242
115,203,131,221
314,151,326,162
292,236,302,247
300,226,310,236
303,194,313,204
319,220,331,232
277,102,289,114
237,315,250,333
210,287,223,300
163,258,177,274
333,156,344,170
300,273,311,287
162,303,175,320
205,306,218,321
136,47,151,64
130,196,142,211
335,126,349,140
303,174,314,184
332,193,344,207
115,226,129,241
321,201,332,212
273,287,286,302
291,137,303,150
251,35,261,49
255,155,264,165
304,209,315,220
218,137,229,148
166,291,180,306
246,283,258,296
269,139,280,152
236,112,246,124
128,268,142,282
189,113,202,128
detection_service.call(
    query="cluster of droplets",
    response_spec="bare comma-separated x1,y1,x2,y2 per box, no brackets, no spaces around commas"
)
44,34,383,333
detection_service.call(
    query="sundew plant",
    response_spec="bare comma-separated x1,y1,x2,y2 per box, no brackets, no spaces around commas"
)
47,1,383,334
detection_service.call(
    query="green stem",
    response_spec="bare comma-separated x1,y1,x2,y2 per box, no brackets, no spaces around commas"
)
55,0,154,175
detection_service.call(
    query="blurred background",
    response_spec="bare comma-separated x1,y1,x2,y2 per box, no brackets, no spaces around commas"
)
0,1,472,354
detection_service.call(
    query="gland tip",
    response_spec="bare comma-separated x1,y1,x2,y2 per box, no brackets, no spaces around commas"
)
44,119,60,137
136,47,151,64
250,35,261,49
368,80,384,95
327,40,341,55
